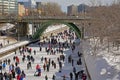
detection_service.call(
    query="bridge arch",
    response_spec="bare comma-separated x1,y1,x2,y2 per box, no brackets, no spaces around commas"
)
32,20,81,40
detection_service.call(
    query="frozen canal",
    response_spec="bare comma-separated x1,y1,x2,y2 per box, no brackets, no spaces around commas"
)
0,32,88,80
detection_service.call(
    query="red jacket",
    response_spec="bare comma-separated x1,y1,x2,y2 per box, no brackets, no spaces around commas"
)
17,75,20,80
36,64,40,70
82,74,87,80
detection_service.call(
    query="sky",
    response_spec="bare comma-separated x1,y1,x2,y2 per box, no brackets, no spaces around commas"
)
18,0,115,12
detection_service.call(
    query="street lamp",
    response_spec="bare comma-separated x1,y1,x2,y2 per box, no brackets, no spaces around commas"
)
81,23,84,39
17,23,20,41
15,22,19,41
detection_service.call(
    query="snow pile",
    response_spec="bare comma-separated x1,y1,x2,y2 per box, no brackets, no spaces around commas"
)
44,24,66,33
82,38,120,80
0,23,14,30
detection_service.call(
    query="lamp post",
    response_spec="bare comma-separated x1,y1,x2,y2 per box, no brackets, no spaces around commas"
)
15,22,19,41
81,4,86,40
81,23,84,39
17,23,19,41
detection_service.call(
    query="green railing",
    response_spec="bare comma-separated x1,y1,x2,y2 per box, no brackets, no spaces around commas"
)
66,23,81,38
32,20,81,40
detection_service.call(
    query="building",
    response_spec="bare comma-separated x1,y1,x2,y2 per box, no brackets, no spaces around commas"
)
24,0,36,9
36,2,42,14
23,1,46,15
0,0,18,15
36,2,42,9
36,2,47,15
67,5,78,16
78,4,89,13
67,4,89,16
18,2,25,17
18,0,37,16
18,2,30,17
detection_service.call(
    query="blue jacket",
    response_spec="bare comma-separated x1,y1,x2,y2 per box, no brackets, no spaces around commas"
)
20,76,24,80
17,69,21,75
38,68,41,73
2,63,6,68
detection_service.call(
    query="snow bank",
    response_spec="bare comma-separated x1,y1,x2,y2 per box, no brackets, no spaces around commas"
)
82,39,120,80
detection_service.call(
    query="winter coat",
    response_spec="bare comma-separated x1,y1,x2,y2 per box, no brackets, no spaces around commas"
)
36,64,40,70
17,75,20,80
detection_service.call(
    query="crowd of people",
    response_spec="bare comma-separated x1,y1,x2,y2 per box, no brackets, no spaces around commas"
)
0,40,10,48
0,29,87,80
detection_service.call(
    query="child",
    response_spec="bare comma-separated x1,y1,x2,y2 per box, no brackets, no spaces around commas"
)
45,75,48,80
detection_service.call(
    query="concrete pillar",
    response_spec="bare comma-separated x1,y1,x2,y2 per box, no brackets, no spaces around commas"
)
18,22,28,37
36,23,39,30
32,23,36,35
32,23,34,35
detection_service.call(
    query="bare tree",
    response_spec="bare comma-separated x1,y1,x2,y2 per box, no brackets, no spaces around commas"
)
86,2,120,55
39,2,65,16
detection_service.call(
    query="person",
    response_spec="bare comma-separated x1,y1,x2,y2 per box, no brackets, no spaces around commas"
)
68,55,72,63
2,62,6,70
15,62,18,67
14,51,16,55
31,57,35,63
35,64,41,76
72,59,74,66
22,57,25,62
82,73,87,80
69,72,73,80
27,61,32,69
11,69,16,78
59,61,62,72
17,74,20,80
37,68,41,76
53,62,56,69
7,40,9,44
36,64,40,71
9,73,13,80
39,46,42,51
41,56,43,63
46,63,49,72
20,75,24,80
62,75,67,80
34,68,41,76
13,56,16,61
45,47,47,52
0,63,2,71
16,66,21,75
8,59,11,65
45,75,48,80
20,72,26,80
21,70,26,78
0,72,3,80
51,60,54,67
52,74,55,80
73,67,76,74
33,50,36,55
43,64,46,71
16,56,19,64
0,43,3,48
4,72,8,80
74,72,79,80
